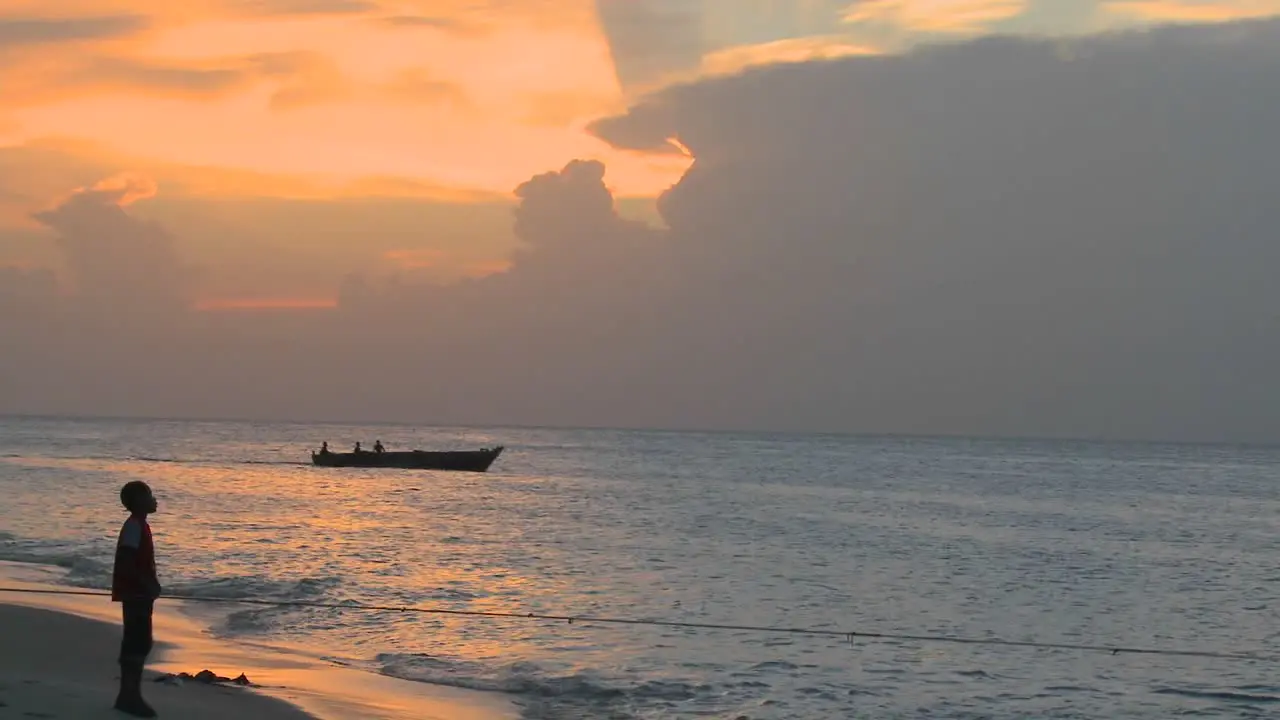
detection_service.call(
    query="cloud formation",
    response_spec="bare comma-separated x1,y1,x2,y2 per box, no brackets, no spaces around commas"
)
1102,0,1280,23
0,265,54,303
375,14,483,34
379,68,468,107
842,0,1028,33
68,57,247,95
698,35,878,78
339,14,1280,440
595,0,705,94
30,173,192,315
6,14,1280,442
3,45,350,109
0,0,686,196
0,15,148,45
577,16,1280,440
221,0,379,17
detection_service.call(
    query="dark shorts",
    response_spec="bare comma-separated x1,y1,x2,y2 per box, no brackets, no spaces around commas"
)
119,599,154,666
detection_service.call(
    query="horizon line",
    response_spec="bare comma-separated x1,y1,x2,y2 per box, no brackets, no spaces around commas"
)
1,411,1277,452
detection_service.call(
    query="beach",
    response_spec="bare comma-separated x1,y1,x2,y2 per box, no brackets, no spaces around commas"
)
0,564,517,720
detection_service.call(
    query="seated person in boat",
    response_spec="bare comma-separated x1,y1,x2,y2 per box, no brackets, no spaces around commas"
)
353,441,363,453
319,442,331,455
374,440,385,454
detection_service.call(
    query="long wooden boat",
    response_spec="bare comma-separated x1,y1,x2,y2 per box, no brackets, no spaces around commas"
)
311,446,503,472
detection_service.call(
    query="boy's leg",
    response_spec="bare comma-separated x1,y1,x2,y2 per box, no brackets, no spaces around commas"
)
116,600,157,718
119,599,153,664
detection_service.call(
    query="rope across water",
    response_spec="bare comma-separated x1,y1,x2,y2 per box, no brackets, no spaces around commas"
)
0,586,1270,664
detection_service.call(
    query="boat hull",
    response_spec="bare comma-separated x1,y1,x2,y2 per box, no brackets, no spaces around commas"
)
311,446,503,472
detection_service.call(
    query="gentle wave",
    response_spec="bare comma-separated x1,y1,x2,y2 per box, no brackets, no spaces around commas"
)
134,456,307,467
0,544,112,588
376,652,714,720
2,452,308,467
168,575,349,635
168,574,345,602
0,544,352,644
0,542,342,607
1152,686,1280,704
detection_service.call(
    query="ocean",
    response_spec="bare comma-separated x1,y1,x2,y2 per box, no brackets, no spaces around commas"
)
1,416,1278,719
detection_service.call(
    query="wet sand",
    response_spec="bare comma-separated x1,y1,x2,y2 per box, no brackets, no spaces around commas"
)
0,564,518,720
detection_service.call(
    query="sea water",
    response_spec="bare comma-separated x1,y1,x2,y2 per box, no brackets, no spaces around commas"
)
1,416,1278,719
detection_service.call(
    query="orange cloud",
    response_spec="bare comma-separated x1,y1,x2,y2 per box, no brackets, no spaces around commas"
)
194,296,338,311
1103,0,1280,22
25,170,158,220
221,0,378,17
521,90,623,128
378,68,468,107
381,249,513,281
2,44,348,110
333,175,502,202
699,36,881,78
78,172,158,206
462,258,512,278
2,0,691,197
0,136,510,205
842,0,1028,33
383,248,444,270
373,14,484,35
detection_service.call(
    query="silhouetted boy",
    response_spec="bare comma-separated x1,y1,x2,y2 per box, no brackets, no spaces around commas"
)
112,480,162,717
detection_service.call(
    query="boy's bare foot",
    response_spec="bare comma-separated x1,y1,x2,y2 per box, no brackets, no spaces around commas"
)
114,693,157,718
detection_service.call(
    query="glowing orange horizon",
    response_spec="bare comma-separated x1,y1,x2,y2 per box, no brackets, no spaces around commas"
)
195,297,339,312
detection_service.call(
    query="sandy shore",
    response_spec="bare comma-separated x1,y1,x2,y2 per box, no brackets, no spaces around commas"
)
0,603,315,719
0,563,518,720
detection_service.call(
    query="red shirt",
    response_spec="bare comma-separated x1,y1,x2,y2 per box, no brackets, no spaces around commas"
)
111,515,157,601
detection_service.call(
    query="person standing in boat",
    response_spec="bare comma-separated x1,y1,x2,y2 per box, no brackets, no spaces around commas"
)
319,442,330,455
374,440,385,454
353,441,363,453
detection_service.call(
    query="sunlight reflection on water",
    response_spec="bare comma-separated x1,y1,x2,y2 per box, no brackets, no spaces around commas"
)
4,418,1280,718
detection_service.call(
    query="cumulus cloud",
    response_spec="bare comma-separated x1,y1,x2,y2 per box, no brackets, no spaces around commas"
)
511,159,626,254
346,159,656,310
74,172,158,206
31,173,192,314
573,15,1280,440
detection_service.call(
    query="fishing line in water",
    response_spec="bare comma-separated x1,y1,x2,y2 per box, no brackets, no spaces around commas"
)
0,586,1270,664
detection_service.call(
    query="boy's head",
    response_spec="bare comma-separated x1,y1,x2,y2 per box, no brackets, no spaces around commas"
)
120,481,157,515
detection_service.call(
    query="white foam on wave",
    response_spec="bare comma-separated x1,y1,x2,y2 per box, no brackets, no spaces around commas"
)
375,652,719,720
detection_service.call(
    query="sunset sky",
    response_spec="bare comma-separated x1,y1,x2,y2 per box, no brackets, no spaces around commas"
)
3,0,1271,302
4,1,1280,439
3,2,1267,198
